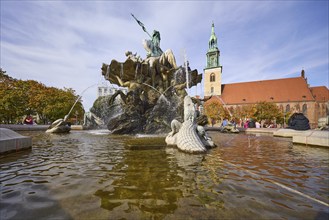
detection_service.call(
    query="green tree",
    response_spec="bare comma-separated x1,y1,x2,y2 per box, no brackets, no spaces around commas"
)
254,101,283,125
0,71,28,123
204,98,230,125
42,87,84,123
0,69,85,124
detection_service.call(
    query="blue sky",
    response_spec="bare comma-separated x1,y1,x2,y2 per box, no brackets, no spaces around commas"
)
1,1,328,111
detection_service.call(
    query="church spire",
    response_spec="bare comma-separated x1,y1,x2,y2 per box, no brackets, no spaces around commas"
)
204,22,222,97
208,22,218,51
206,22,220,68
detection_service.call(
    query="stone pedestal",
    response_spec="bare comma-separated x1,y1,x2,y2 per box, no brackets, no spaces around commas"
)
0,128,32,154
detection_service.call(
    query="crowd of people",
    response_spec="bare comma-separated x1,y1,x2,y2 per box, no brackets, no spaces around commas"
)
215,112,310,131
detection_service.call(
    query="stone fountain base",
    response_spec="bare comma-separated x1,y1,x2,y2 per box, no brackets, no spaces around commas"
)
0,128,32,154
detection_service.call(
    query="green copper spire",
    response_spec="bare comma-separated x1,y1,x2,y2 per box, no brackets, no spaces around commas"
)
208,22,218,51
206,22,220,69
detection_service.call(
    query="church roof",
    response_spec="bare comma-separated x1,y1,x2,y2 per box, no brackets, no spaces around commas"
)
310,86,329,102
219,77,315,104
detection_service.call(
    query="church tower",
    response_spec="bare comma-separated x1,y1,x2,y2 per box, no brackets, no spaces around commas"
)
204,22,222,98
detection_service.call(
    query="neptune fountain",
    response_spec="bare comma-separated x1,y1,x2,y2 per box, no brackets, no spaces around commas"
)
99,14,214,152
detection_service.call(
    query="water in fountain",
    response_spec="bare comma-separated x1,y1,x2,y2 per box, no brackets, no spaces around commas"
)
100,47,202,134
46,83,99,133
120,63,123,79
67,83,98,120
144,93,182,134
134,63,139,80
174,67,186,85
184,52,190,95
87,85,126,129
106,95,124,121
2,131,327,219
141,82,170,104
142,83,162,95
218,96,233,117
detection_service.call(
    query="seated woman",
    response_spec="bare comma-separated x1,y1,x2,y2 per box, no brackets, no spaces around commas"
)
24,115,34,125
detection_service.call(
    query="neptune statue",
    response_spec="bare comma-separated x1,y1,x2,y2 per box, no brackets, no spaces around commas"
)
96,14,217,152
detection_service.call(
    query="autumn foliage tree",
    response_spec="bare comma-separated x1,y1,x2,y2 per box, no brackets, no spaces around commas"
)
0,69,84,124
202,97,285,127
204,98,230,125
254,101,284,125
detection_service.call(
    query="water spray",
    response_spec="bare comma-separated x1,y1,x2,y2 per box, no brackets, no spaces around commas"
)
65,83,98,121
184,50,190,96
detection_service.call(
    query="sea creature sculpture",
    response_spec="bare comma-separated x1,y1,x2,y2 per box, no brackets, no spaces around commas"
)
46,115,71,133
165,96,215,153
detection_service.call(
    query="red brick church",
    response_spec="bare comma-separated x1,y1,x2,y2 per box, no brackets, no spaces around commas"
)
203,23,328,128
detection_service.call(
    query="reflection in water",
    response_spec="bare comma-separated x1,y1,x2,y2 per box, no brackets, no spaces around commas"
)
0,131,328,219
94,148,183,219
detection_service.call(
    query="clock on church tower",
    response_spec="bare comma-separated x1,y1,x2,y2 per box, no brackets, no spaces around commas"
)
204,22,222,98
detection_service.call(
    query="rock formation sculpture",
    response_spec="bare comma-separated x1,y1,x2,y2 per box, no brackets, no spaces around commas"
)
165,96,215,153
99,16,203,134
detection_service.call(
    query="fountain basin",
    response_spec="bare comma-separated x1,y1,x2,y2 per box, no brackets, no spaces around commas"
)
0,128,32,154
0,130,328,219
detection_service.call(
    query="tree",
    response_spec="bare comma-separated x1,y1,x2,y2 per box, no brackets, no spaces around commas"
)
254,101,283,125
0,71,28,123
0,69,85,124
204,98,229,125
41,87,84,123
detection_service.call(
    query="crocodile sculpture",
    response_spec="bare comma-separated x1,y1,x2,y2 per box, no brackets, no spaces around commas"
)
165,96,216,153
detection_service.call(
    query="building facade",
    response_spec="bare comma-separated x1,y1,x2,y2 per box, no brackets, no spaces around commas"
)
203,23,329,128
97,82,127,98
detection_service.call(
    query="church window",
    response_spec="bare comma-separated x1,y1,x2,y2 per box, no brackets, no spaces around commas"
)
210,73,215,82
210,39,215,48
286,104,290,113
302,104,307,116
315,103,320,116
211,87,214,94
295,104,300,112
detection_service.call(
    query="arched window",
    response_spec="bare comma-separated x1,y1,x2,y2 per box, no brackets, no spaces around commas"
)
302,104,307,115
323,103,328,116
211,87,214,94
210,73,215,82
286,104,290,113
210,39,215,48
295,104,300,112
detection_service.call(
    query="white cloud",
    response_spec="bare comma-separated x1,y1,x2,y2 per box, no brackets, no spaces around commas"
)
1,1,328,110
